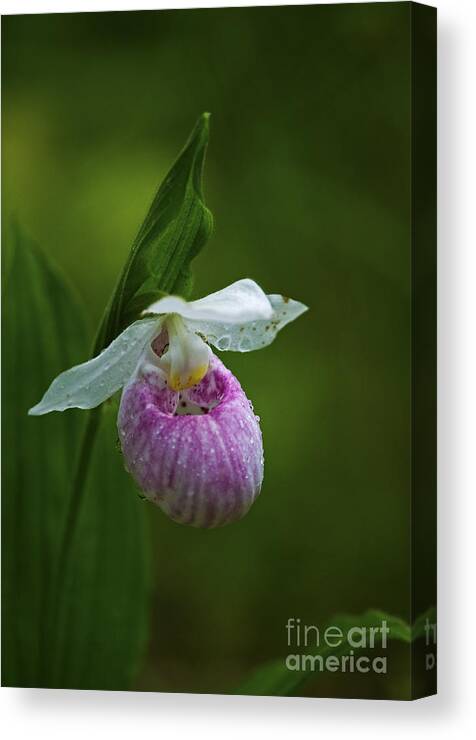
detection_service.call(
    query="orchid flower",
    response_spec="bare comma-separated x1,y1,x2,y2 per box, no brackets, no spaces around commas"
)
29,279,307,528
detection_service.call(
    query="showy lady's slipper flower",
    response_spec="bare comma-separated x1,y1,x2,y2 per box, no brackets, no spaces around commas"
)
29,279,307,527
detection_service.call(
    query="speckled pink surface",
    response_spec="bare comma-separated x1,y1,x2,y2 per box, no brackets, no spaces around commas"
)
118,354,264,528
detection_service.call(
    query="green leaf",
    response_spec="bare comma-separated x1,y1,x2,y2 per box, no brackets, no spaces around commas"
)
234,608,433,697
51,402,151,690
331,609,412,643
1,227,152,690
96,112,213,353
1,225,88,686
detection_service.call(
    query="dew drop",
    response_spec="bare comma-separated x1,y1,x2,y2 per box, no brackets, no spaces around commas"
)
239,336,252,351
217,335,231,350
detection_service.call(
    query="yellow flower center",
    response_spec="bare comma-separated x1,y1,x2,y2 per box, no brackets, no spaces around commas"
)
160,314,210,391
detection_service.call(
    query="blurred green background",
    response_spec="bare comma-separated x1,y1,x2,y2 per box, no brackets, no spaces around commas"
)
2,3,415,698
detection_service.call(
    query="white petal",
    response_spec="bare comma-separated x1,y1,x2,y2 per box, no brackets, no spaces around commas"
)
143,294,190,317
144,278,273,323
28,318,161,415
186,295,308,353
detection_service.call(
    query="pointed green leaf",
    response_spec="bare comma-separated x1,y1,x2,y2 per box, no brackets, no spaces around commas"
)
96,112,213,353
1,226,88,686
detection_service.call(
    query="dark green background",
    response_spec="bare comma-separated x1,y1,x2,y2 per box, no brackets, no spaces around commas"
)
3,3,416,698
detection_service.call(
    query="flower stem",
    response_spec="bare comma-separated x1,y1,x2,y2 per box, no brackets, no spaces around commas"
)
59,405,103,564
58,316,110,566
48,317,114,684
48,405,102,685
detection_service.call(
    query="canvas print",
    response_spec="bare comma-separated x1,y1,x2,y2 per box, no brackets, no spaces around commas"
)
1,2,436,700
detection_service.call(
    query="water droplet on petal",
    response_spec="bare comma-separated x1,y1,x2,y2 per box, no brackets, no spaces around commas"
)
217,335,231,350
239,336,252,351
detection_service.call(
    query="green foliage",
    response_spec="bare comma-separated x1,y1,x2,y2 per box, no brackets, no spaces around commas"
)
2,226,88,686
51,402,151,690
234,608,434,697
95,112,213,353
2,227,152,689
